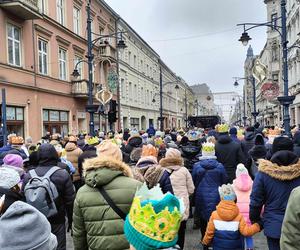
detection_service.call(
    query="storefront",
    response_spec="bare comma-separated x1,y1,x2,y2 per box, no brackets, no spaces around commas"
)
6,106,24,137
43,109,69,136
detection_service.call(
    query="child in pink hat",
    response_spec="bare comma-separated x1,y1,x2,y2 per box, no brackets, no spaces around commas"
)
232,163,254,249
2,154,25,186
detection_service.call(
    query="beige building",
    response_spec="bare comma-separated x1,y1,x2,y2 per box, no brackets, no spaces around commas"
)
0,0,119,141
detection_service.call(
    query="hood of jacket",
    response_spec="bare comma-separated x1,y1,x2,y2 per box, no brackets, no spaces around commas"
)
270,150,299,166
159,157,183,170
136,156,158,168
245,131,255,141
37,144,58,166
233,174,253,192
198,159,220,170
65,142,78,152
258,157,300,181
83,156,132,187
216,200,240,221
128,135,143,148
217,134,232,144
249,145,267,160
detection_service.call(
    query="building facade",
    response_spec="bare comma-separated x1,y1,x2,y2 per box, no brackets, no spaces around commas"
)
190,83,215,116
0,0,118,141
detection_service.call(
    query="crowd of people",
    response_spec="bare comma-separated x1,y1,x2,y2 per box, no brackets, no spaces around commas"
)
0,123,300,250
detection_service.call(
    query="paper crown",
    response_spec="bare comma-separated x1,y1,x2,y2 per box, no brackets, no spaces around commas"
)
11,136,24,145
216,124,229,133
202,142,215,153
87,137,99,145
124,184,184,249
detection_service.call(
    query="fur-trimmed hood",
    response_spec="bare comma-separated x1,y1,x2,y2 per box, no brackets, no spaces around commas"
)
159,157,183,169
258,159,300,181
83,156,133,187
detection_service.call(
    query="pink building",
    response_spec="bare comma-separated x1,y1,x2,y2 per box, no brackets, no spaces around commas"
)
0,0,118,142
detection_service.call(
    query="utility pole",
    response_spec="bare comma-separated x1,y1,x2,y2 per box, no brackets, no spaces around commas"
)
159,66,163,131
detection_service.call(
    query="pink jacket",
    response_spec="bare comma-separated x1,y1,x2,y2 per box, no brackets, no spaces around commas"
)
232,173,253,224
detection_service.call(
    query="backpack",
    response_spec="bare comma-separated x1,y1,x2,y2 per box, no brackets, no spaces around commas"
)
24,167,60,218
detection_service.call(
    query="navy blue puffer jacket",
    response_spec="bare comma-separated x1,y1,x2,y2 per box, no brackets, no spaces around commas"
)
250,150,300,239
192,158,228,221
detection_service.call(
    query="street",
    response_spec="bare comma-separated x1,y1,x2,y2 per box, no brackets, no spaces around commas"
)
67,219,268,250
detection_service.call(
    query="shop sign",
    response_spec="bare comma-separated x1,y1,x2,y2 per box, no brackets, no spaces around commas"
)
261,82,280,101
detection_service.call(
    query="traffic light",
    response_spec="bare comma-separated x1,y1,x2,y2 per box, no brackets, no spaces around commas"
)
108,100,118,124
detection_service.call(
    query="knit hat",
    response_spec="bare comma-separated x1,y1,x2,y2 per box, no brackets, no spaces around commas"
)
218,184,237,201
235,163,248,177
0,167,20,189
3,154,23,169
97,140,123,161
199,142,216,160
165,148,181,159
272,136,293,153
155,131,164,138
141,144,158,158
229,127,237,135
0,201,57,250
124,184,183,250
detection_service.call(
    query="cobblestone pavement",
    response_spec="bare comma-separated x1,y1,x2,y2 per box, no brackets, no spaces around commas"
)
67,219,268,249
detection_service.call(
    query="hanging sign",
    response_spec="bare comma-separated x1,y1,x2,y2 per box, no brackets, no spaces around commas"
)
95,89,113,105
261,82,280,101
107,67,118,93
252,59,267,83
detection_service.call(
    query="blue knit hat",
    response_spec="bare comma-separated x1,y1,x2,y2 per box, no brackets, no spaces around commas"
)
124,185,183,250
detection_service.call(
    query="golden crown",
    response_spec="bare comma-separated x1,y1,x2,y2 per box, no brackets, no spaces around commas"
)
128,197,182,243
202,142,215,153
216,124,229,133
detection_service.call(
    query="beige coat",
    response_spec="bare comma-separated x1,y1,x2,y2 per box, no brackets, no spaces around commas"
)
65,142,83,181
159,157,195,220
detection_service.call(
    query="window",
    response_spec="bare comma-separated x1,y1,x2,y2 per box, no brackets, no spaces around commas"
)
121,79,125,98
128,51,131,65
130,118,139,129
141,60,144,73
133,55,137,68
38,39,48,75
6,106,24,137
271,13,277,30
272,73,279,82
129,82,133,100
74,55,83,79
58,48,67,80
43,109,69,136
146,64,149,76
38,0,47,13
134,84,137,102
57,0,65,25
7,23,21,67
271,43,279,61
73,6,81,35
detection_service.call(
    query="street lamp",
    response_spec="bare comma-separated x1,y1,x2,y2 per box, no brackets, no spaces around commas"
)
72,0,126,136
237,0,295,136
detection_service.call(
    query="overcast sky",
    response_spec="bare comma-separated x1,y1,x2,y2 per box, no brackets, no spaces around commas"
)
104,0,267,94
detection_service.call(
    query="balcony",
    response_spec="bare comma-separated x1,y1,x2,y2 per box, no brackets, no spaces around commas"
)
0,0,42,19
97,44,116,61
71,80,101,98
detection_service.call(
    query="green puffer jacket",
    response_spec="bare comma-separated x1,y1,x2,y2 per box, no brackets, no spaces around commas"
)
280,186,300,250
72,156,142,250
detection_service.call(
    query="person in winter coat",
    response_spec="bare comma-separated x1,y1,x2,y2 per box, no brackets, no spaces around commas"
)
159,148,195,249
192,142,227,247
65,136,83,191
292,130,300,157
215,125,245,183
0,201,58,250
250,136,300,250
133,144,173,194
146,124,156,137
203,184,261,250
22,144,75,250
77,137,98,180
241,127,256,162
72,141,141,250
232,164,254,249
280,186,300,250
121,133,143,164
229,127,240,144
180,131,202,173
248,134,267,178
0,136,27,165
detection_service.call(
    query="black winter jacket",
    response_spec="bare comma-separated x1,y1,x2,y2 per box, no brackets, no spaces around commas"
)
22,144,75,225
78,145,97,178
215,134,245,183
241,132,256,161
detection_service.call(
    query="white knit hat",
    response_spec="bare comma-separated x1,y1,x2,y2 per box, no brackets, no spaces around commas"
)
0,167,20,189
235,163,249,177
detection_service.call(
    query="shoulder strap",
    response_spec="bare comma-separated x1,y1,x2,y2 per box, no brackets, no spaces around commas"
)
98,186,127,220
29,169,38,178
43,166,61,179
